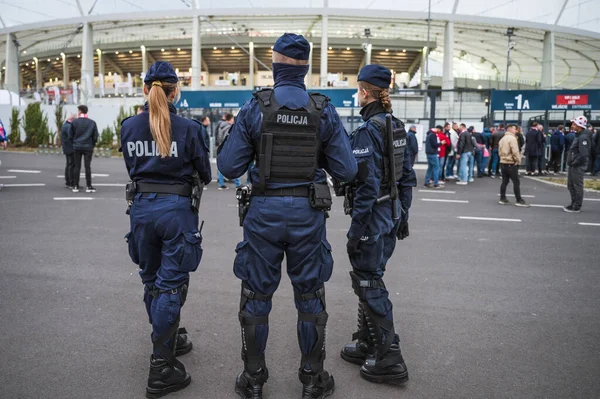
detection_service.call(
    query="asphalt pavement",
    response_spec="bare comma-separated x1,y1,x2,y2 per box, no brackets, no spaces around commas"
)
0,151,599,399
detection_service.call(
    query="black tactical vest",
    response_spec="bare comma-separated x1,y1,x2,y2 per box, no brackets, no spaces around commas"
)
371,114,407,184
253,89,329,193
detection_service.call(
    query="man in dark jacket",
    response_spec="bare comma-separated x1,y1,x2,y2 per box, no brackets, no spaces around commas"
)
563,129,576,172
407,125,419,167
564,116,593,213
424,127,441,188
69,105,99,193
546,125,565,174
525,122,542,175
61,114,76,188
456,124,474,185
471,127,486,178
593,128,600,176
489,124,505,177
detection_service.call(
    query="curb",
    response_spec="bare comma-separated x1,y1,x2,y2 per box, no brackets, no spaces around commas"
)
524,176,600,194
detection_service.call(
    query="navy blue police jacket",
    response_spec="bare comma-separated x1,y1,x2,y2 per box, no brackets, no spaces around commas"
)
121,103,211,186
349,101,417,240
217,63,357,190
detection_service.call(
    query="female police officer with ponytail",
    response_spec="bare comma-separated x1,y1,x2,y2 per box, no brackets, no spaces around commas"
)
121,61,211,398
340,64,416,386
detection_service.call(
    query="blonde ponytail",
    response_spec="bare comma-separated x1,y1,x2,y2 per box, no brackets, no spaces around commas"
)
147,81,177,158
358,81,392,112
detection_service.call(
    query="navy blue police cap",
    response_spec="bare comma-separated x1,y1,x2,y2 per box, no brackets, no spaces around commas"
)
144,61,178,85
273,33,310,61
358,64,391,88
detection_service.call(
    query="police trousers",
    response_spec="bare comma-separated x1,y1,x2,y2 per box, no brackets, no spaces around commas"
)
567,165,586,209
127,194,203,356
348,221,399,320
234,196,333,369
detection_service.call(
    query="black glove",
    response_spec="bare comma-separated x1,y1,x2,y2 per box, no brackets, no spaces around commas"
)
397,221,409,240
346,236,361,257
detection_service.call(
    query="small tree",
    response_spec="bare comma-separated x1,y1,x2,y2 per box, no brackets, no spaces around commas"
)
55,103,65,146
113,105,135,148
99,127,115,147
22,103,50,147
9,107,22,145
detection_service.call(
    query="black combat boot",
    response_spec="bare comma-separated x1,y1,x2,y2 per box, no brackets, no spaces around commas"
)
299,369,335,399
359,342,409,385
235,367,269,399
145,355,191,398
174,333,193,357
340,301,373,365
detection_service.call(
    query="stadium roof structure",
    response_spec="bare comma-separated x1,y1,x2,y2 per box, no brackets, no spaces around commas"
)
1,0,600,88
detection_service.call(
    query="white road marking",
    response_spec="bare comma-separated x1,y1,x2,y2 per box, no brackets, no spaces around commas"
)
53,197,94,201
578,222,600,227
584,198,600,202
93,183,126,187
3,183,46,187
421,198,469,204
418,189,456,194
458,216,521,222
529,204,564,208
56,173,110,178
8,169,41,174
497,194,535,198
0,176,17,179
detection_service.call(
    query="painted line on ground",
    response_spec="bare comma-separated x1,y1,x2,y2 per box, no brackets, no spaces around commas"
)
578,222,600,227
93,183,126,187
529,204,564,208
584,198,600,202
53,197,94,201
421,198,469,204
0,176,17,179
458,216,521,222
8,169,41,174
497,194,535,198
3,183,46,187
418,189,456,194
56,173,110,178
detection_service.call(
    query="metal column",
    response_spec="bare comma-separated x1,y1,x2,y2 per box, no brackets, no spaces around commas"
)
541,31,555,89
320,14,328,87
4,33,19,94
248,41,255,89
80,23,94,105
191,16,202,90
61,52,69,88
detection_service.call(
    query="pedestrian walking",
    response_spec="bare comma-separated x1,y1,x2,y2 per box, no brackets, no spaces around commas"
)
424,126,441,188
498,124,529,207
564,116,593,213
456,124,474,185
489,124,505,178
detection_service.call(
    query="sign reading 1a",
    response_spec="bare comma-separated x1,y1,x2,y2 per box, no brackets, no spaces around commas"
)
514,94,530,110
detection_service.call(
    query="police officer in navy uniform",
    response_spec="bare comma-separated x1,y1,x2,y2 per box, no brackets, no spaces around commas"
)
340,64,415,385
217,33,357,399
121,61,211,398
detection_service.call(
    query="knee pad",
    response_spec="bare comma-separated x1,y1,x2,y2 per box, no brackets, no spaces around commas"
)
148,285,187,366
294,286,328,372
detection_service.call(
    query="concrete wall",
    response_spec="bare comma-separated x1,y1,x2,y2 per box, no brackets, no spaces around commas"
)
0,98,144,144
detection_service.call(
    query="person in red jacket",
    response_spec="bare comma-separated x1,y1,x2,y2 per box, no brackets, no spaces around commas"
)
436,127,450,182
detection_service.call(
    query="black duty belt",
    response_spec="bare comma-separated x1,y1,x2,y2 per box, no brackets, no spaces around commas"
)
251,186,310,197
136,182,192,197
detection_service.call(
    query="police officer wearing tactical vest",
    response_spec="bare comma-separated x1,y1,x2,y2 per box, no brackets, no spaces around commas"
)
217,33,357,399
121,61,211,398
339,64,416,385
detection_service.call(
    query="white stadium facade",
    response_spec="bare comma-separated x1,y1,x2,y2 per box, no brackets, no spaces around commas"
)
1,0,599,136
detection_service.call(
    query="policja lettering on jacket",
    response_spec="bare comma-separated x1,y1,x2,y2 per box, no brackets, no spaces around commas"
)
276,113,309,125
126,140,179,158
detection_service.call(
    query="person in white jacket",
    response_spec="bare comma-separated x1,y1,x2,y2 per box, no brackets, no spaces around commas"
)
444,122,460,179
